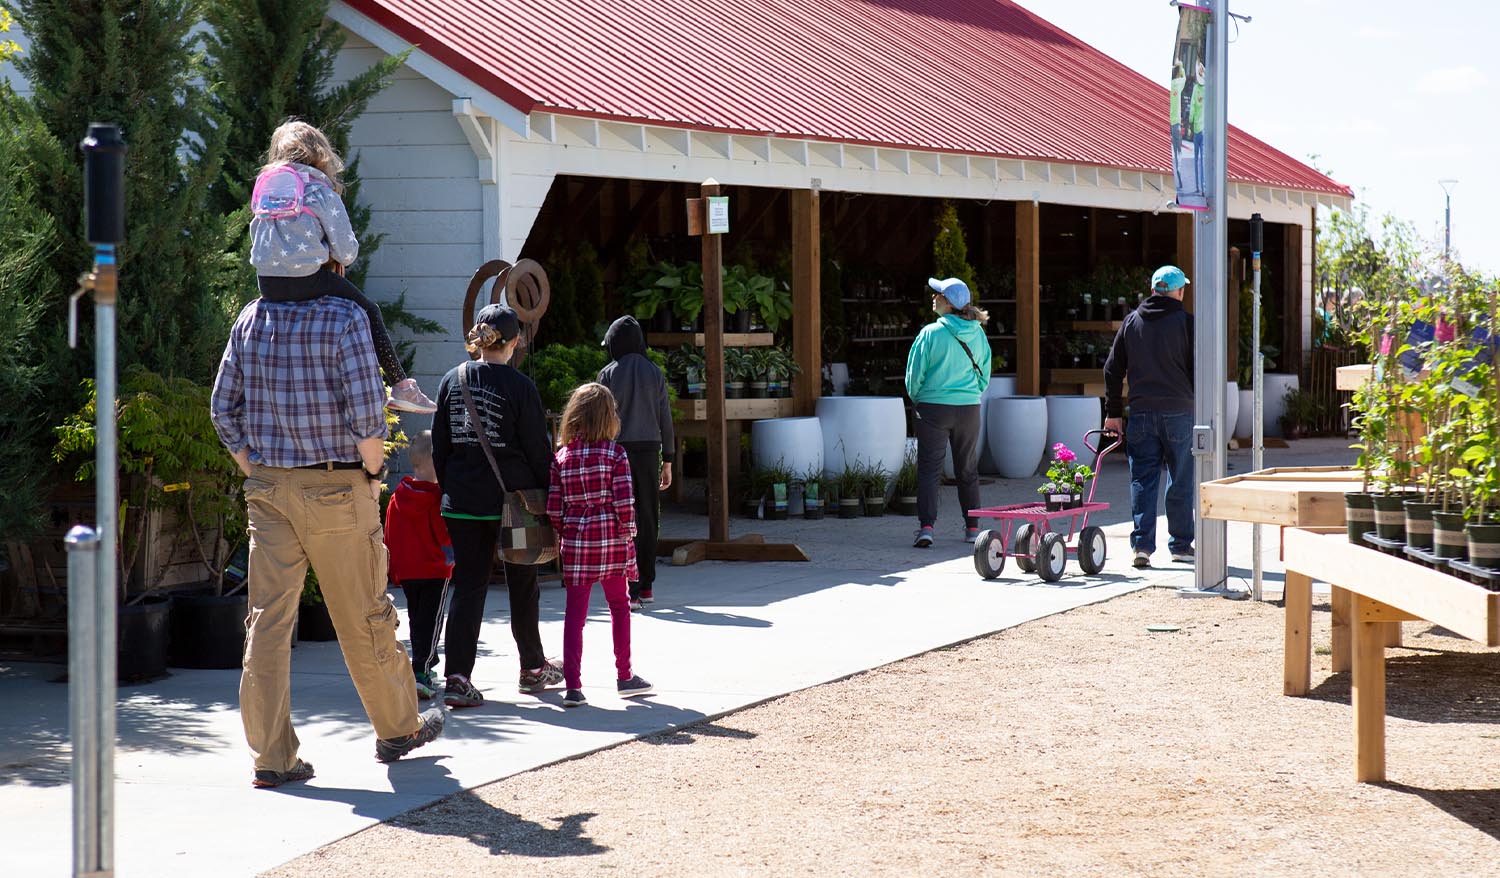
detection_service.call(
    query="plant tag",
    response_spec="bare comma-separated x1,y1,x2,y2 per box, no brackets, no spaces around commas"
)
1451,326,1495,396
1399,320,1433,379
772,482,788,511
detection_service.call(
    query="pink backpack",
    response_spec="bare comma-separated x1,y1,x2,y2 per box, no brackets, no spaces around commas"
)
250,163,314,220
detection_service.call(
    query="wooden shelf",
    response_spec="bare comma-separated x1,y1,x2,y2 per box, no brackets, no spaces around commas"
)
673,397,795,421
1046,368,1106,384
1060,321,1124,332
849,336,910,344
647,332,775,347
840,298,907,304
977,298,1016,304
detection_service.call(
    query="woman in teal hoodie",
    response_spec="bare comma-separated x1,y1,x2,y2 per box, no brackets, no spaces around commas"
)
905,278,992,548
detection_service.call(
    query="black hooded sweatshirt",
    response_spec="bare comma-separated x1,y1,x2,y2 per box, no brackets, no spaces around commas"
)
1102,293,1194,418
598,316,675,460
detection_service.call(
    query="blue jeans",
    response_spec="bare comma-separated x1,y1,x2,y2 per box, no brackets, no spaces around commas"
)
1126,411,1195,555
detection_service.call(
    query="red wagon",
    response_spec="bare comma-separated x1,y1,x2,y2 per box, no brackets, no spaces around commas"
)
969,430,1122,582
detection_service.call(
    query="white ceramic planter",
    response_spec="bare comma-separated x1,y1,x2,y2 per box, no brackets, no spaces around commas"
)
977,375,1017,474
1044,395,1102,458
986,396,1048,479
751,416,824,478
1223,382,1240,443
1262,373,1300,438
1235,388,1255,439
817,396,908,479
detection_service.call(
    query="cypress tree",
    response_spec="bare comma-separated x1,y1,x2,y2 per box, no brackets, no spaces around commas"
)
932,201,975,290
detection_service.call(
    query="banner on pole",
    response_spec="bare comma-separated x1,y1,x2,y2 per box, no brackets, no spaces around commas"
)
1170,3,1210,211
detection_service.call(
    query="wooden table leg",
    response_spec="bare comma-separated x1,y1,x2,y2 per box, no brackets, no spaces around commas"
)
1382,621,1403,648
1283,570,1312,696
1352,596,1387,783
1330,586,1351,674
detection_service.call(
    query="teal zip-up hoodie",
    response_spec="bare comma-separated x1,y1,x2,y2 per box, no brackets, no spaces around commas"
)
905,314,992,405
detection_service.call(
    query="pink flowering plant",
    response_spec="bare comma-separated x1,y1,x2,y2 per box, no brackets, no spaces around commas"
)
1037,442,1093,498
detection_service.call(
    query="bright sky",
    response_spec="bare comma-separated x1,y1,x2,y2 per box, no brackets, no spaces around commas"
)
1013,0,1500,273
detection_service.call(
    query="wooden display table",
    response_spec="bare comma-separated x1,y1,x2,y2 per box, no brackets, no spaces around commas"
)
1282,527,1500,782
1199,466,1362,528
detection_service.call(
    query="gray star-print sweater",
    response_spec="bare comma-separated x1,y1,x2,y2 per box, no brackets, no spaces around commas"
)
248,163,360,277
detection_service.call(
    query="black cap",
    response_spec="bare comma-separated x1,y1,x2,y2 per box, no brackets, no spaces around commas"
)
475,303,521,341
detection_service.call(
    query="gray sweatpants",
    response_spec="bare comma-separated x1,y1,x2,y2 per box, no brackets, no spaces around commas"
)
914,402,982,529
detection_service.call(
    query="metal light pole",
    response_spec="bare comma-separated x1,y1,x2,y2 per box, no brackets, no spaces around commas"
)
1249,213,1265,601
1189,0,1229,592
1438,178,1457,261
67,122,127,878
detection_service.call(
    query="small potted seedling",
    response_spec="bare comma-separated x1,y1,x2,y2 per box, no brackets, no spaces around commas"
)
800,464,825,520
836,464,864,519
863,464,890,517
893,444,919,516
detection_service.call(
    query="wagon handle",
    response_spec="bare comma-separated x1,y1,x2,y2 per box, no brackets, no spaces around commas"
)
1082,428,1121,505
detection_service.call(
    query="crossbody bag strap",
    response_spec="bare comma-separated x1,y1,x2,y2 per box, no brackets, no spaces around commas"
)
457,362,510,494
944,325,984,379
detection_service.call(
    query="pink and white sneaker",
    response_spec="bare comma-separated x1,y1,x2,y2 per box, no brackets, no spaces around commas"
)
388,378,437,414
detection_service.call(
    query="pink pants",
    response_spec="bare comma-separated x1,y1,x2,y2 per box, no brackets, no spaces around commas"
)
563,575,632,690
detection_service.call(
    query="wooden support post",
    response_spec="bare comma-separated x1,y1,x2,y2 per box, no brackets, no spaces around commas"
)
700,180,729,544
1283,570,1312,696
1176,212,1195,313
1351,598,1387,783
1015,201,1041,395
1330,586,1351,673
792,189,821,416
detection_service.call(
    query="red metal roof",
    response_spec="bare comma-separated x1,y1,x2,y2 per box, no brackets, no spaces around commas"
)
345,0,1351,197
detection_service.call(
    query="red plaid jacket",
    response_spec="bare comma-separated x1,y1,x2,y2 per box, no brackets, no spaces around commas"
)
547,440,638,585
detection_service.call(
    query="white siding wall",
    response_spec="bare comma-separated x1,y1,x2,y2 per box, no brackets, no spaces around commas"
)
332,32,484,400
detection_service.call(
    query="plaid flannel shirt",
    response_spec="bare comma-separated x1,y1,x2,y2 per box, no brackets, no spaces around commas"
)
210,298,387,468
546,440,638,585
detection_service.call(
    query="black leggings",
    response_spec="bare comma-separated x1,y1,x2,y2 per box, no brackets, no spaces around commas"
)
258,267,407,383
442,517,545,678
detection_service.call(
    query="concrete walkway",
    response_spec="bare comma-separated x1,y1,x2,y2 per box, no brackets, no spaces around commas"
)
0,439,1353,877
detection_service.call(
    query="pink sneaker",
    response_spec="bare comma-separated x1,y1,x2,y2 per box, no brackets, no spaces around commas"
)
388,378,437,414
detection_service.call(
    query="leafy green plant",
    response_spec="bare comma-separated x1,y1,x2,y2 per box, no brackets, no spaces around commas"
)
932,201,974,289
1037,442,1092,496
863,462,891,500
895,444,919,496
522,343,610,413
724,347,754,384
835,463,866,503
747,273,790,333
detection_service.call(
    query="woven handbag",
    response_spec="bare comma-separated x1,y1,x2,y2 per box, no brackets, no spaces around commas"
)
457,363,559,566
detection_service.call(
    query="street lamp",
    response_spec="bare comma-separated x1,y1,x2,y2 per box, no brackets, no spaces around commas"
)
1438,178,1458,261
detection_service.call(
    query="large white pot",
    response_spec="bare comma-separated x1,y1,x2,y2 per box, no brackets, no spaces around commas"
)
1044,395,1102,458
1262,373,1300,438
817,396,908,479
1223,381,1240,444
1235,388,1255,439
750,417,824,478
986,396,1049,479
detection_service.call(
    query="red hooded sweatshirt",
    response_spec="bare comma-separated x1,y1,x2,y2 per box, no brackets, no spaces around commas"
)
384,477,454,584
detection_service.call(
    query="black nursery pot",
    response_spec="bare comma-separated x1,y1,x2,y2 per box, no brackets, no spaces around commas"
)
1403,501,1438,552
651,306,675,335
1466,523,1500,570
298,602,338,642
1344,493,1374,545
169,587,248,670
1432,511,1469,561
863,497,886,517
838,498,862,519
1371,493,1409,542
118,593,173,683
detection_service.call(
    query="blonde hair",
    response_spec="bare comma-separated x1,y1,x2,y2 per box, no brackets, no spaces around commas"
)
557,383,621,448
408,430,435,469
935,296,990,325
263,120,345,192
465,322,509,354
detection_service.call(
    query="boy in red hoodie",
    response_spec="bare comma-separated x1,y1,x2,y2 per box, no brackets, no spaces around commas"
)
384,430,454,699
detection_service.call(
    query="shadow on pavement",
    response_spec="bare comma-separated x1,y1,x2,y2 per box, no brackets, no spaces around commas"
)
1378,782,1500,843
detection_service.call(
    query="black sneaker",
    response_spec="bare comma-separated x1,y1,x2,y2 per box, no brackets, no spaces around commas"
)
563,689,587,707
374,708,445,762
518,660,564,694
252,758,314,789
442,674,484,708
617,674,654,697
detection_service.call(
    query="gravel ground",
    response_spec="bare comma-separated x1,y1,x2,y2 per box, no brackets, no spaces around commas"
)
267,588,1500,877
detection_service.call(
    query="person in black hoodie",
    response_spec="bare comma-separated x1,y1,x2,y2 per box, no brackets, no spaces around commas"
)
431,304,562,708
598,315,675,610
1102,266,1196,570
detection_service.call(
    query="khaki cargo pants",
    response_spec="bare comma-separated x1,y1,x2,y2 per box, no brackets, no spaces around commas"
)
240,464,419,773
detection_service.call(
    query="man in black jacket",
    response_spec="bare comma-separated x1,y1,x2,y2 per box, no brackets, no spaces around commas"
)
598,315,674,609
1103,266,1195,570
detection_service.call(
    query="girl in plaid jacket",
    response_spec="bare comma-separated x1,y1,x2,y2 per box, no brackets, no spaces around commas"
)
546,383,654,707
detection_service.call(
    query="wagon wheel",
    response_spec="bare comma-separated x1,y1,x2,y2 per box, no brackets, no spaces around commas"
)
1012,522,1045,574
1077,526,1107,575
973,529,1006,580
1035,531,1067,583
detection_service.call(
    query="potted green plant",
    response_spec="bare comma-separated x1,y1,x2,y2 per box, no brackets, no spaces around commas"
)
893,444,919,516
673,262,706,331
800,464,825,520
1037,442,1091,511
764,459,793,520
748,273,792,333
630,261,681,334
864,464,890,516
723,264,755,334
835,464,864,519
745,347,774,399
725,347,751,399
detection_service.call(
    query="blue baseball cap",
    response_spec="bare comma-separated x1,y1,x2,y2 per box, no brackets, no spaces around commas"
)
927,277,971,309
1151,265,1191,292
